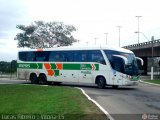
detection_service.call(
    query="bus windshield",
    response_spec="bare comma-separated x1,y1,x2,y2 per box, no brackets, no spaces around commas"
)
104,50,139,76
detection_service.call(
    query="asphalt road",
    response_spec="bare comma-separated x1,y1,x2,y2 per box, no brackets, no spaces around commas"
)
81,83,160,120
0,79,160,120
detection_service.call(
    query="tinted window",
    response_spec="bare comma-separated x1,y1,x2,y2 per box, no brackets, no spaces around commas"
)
35,51,49,61
19,52,35,61
112,56,124,72
19,52,26,61
88,50,106,64
73,51,88,62
18,50,105,64
26,52,35,61
104,50,139,75
104,50,122,68
63,51,74,62
49,51,65,62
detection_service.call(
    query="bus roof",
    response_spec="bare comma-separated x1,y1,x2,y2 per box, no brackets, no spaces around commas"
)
18,45,133,54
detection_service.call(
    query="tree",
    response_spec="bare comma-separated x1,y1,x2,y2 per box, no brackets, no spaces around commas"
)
0,61,15,73
11,60,17,73
14,21,77,48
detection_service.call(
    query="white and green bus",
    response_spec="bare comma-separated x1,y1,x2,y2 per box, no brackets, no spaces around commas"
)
17,46,143,88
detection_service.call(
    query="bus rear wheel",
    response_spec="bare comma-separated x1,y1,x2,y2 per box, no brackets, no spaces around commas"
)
39,74,47,85
30,74,38,84
97,76,106,89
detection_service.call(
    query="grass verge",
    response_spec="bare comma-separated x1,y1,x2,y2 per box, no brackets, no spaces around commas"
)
144,80,160,85
0,84,107,120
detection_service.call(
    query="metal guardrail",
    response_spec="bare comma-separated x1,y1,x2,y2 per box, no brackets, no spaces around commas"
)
123,39,160,50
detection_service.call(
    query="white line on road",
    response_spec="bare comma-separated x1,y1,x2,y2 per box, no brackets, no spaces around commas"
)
76,87,114,120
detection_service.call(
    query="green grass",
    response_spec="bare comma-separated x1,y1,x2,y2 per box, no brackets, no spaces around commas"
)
145,80,160,85
0,84,107,120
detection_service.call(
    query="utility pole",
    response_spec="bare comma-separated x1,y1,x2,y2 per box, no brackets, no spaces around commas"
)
136,16,142,44
151,36,154,80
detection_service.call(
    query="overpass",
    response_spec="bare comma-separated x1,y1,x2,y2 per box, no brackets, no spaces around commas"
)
123,38,160,75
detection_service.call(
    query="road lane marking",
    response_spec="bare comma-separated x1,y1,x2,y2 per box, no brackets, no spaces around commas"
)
76,87,114,120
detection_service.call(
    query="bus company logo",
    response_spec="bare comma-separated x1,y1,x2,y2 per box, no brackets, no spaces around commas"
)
19,64,30,68
81,64,88,70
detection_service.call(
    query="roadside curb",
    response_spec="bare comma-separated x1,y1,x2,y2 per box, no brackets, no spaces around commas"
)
140,80,160,87
76,87,114,120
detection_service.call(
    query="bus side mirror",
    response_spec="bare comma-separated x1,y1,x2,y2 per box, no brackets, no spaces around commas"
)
113,55,128,65
136,57,144,66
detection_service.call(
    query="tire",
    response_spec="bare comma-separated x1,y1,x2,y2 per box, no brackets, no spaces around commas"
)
39,74,47,85
97,77,106,89
30,74,38,84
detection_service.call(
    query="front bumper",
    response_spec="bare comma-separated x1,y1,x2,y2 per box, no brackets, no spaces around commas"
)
124,80,139,86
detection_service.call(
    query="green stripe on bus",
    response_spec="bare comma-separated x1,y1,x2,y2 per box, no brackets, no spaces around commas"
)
95,64,99,70
17,63,99,70
54,70,59,76
63,64,80,70
17,63,42,69
63,64,99,70
50,64,57,69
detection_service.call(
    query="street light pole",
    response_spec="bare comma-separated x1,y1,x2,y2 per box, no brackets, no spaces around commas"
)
136,16,142,44
104,33,108,45
117,26,122,47
151,36,154,80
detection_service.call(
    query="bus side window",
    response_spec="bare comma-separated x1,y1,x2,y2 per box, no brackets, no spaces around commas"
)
26,52,35,61
81,53,88,62
74,51,88,62
65,51,74,62
51,52,59,62
49,52,55,62
19,52,26,61
88,50,106,65
35,51,49,61
49,51,65,62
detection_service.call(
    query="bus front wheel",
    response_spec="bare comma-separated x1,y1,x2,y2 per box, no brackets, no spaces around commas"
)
97,76,106,89
39,74,47,85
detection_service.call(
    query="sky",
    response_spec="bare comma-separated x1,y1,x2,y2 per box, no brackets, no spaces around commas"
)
0,0,160,61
